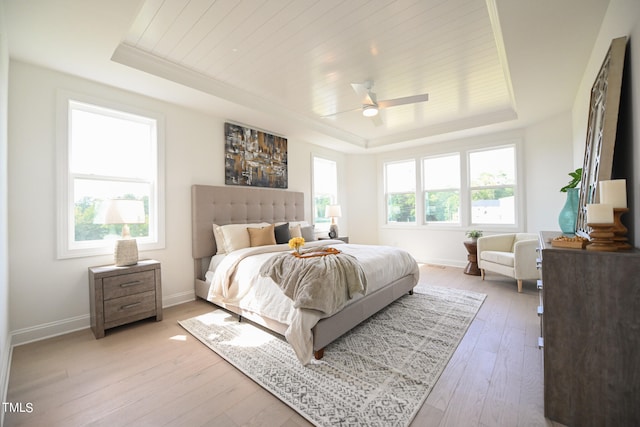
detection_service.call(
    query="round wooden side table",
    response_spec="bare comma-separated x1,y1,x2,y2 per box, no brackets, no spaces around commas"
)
463,240,481,276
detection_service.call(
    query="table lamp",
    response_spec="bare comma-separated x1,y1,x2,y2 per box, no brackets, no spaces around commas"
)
325,205,342,239
94,199,146,266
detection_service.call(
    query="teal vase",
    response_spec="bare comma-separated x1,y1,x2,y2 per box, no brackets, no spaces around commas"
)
558,188,579,234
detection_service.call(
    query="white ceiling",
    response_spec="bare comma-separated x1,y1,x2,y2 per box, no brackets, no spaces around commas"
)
4,0,610,152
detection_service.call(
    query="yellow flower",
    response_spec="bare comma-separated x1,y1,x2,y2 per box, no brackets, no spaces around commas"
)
288,237,305,252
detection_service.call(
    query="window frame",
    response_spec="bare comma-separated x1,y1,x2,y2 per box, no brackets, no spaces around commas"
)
467,145,517,227
56,90,165,259
422,153,461,225
384,159,417,225
381,138,523,232
311,154,339,233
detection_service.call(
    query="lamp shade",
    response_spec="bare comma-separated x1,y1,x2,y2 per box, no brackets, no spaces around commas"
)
94,199,145,225
325,205,342,218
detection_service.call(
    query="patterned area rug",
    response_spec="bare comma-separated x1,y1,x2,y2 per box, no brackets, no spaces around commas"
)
179,286,486,427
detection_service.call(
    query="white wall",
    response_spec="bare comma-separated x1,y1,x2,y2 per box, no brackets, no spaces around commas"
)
524,111,575,233
572,0,640,246
7,61,341,344
1,0,12,412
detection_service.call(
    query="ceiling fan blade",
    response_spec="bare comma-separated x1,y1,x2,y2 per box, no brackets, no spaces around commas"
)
377,93,429,109
350,81,375,104
370,114,384,127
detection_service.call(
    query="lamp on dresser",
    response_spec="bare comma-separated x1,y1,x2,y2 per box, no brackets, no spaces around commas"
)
94,199,146,266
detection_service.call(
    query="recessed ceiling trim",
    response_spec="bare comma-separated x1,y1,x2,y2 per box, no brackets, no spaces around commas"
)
366,108,518,148
485,0,517,111
111,42,368,149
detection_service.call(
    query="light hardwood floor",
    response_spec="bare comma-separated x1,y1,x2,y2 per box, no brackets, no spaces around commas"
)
5,265,563,427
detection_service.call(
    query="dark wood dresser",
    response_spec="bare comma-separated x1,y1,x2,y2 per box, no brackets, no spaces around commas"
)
538,231,640,426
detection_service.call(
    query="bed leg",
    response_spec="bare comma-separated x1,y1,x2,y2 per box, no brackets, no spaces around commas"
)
314,348,325,360
238,315,242,323
408,290,414,295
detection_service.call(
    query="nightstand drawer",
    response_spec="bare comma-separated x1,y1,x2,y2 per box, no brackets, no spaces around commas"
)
104,291,157,324
103,270,156,300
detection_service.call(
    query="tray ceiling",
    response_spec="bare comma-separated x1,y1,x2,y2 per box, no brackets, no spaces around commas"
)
5,0,610,151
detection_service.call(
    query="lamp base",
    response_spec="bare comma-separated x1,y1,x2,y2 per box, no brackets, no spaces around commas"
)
114,239,139,266
328,224,338,239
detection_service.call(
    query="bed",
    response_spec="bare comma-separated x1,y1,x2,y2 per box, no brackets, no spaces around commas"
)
191,184,419,363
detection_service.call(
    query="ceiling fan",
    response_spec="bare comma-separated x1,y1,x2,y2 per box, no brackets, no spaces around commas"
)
322,80,429,125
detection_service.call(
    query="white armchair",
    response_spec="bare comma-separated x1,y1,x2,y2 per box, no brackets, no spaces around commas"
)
477,233,540,292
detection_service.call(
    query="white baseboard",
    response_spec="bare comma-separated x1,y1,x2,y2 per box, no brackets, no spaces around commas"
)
10,314,89,346
163,290,195,308
9,291,197,347
1,337,12,427
418,258,467,269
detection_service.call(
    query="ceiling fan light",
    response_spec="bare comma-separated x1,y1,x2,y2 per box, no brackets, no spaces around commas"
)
362,105,378,117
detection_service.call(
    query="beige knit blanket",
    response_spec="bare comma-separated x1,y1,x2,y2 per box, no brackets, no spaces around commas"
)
259,247,367,316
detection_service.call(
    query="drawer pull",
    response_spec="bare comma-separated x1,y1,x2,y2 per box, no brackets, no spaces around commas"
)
120,280,143,288
121,302,142,310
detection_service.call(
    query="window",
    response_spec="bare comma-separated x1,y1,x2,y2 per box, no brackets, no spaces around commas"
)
423,154,460,223
469,146,516,225
383,141,519,228
312,156,338,231
57,93,164,258
385,159,416,223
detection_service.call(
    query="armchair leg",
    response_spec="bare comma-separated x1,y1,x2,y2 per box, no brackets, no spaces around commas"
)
481,269,485,280
517,279,523,293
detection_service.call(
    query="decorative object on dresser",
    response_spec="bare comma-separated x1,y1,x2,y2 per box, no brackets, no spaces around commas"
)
558,168,581,234
538,232,640,426
325,204,341,238
576,36,627,238
93,198,146,266
599,179,632,249
224,122,287,189
586,203,617,251
89,259,162,339
476,233,540,292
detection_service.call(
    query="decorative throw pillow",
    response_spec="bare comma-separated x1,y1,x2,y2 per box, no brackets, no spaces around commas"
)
289,223,302,238
274,222,291,244
300,225,316,242
218,222,269,253
248,224,277,247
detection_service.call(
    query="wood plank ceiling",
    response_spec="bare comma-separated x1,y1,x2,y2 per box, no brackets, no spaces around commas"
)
117,0,515,149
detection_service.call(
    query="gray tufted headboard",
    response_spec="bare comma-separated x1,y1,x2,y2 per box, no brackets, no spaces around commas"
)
191,184,305,260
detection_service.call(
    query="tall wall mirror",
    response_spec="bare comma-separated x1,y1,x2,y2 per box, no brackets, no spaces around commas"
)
576,36,627,238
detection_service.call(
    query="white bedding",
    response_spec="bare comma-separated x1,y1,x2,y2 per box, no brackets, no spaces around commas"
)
205,240,419,363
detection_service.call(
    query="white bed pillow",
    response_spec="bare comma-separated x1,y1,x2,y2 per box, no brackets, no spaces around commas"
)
212,224,226,254
216,222,270,253
288,221,309,238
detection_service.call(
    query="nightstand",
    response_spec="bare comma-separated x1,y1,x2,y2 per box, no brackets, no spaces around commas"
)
319,236,349,243
89,259,162,338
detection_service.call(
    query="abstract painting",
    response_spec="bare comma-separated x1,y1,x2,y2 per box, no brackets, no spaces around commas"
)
224,122,288,188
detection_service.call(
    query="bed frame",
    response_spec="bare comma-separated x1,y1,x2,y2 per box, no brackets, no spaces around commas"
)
191,184,416,358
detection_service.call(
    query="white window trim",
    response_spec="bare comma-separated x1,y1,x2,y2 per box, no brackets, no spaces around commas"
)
383,158,417,225
380,136,524,232
311,153,339,233
56,90,165,259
